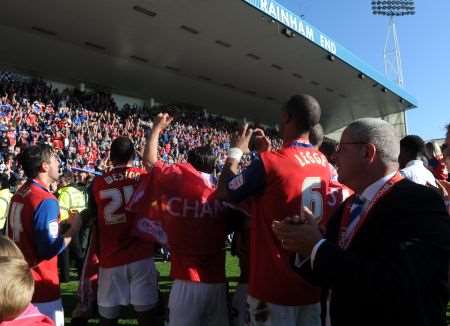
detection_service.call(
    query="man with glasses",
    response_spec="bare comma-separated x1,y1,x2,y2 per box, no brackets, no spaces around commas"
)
273,118,450,326
7,144,82,326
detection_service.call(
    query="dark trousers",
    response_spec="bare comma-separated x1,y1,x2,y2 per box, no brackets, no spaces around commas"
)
58,225,90,282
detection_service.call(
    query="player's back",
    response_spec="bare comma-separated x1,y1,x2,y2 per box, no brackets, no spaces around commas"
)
150,161,227,283
92,166,154,268
250,143,331,305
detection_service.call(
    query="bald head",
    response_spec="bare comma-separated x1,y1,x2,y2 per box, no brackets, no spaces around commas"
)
283,94,321,133
346,118,400,166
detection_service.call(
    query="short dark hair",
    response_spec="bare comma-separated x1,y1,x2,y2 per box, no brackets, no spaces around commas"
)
400,135,425,158
110,137,135,165
187,146,217,174
319,137,338,162
283,94,321,133
8,174,24,191
309,123,324,147
18,144,54,179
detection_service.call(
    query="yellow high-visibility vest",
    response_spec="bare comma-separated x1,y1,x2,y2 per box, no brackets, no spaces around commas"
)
57,186,87,221
0,188,12,229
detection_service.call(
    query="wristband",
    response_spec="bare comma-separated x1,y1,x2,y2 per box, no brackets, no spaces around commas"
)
227,147,244,162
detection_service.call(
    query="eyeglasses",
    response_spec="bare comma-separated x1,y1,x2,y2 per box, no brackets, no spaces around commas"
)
336,142,368,153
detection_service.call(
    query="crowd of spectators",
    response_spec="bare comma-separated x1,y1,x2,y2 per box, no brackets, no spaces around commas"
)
1,70,450,326
0,71,282,187
1,69,446,191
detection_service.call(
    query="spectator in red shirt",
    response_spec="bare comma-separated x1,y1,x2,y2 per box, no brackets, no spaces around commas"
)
425,141,448,181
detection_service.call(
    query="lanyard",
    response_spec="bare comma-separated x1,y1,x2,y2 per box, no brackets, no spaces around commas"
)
338,172,403,249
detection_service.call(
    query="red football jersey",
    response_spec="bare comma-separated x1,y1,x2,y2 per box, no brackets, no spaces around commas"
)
430,158,448,181
129,161,227,283
249,143,331,306
7,180,60,303
92,166,154,268
321,180,353,229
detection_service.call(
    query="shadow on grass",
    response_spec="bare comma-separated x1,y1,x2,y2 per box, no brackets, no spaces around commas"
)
61,251,242,325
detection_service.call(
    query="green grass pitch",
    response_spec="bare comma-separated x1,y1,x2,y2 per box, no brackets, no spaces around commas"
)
60,252,450,325
61,253,240,325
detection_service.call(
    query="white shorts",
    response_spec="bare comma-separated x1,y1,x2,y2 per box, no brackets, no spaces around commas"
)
246,295,320,326
35,299,64,326
168,280,229,326
231,283,248,326
97,257,159,318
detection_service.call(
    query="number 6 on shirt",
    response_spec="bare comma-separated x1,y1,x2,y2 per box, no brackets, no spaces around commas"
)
301,177,324,220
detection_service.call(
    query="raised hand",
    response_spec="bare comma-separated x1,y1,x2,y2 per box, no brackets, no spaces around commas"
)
231,123,254,154
253,128,272,153
153,113,174,130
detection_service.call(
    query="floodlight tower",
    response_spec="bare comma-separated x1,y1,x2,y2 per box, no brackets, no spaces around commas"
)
372,0,415,87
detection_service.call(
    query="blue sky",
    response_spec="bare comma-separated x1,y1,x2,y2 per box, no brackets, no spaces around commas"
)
276,0,449,140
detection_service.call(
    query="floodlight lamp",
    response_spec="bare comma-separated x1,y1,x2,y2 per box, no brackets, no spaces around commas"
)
371,0,415,16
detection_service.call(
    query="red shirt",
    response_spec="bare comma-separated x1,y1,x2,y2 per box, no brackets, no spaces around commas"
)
430,158,448,181
227,140,331,305
77,143,86,155
88,150,98,165
92,166,154,268
322,180,353,229
52,138,63,151
8,180,61,303
26,114,38,126
130,162,227,283
6,131,16,146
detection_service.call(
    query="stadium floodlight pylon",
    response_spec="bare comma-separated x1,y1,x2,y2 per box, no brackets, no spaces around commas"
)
372,0,415,87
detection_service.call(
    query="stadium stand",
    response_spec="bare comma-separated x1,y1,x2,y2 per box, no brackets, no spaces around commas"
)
0,71,282,183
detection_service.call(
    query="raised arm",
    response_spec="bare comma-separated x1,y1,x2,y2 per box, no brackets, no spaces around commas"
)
217,125,269,201
217,124,253,198
142,113,173,170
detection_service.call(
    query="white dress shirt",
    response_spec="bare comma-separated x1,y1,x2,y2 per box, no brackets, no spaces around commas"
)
400,159,437,187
